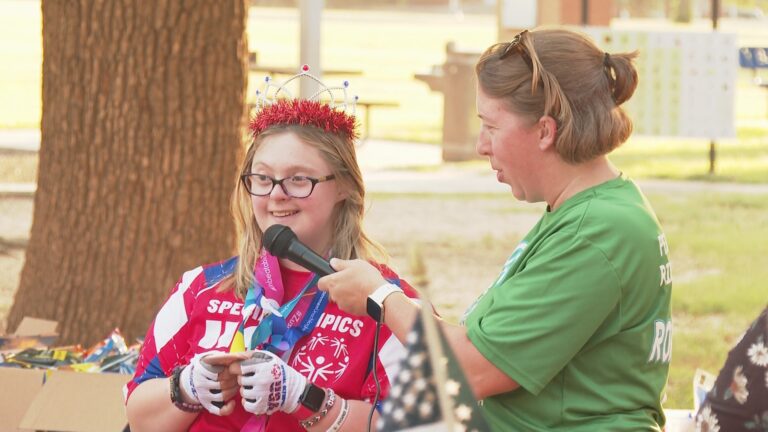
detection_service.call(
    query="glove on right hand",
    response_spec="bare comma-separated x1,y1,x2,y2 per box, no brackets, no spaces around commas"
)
179,352,232,415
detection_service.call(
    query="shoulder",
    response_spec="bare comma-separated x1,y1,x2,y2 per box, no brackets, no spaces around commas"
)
174,256,239,295
549,178,660,247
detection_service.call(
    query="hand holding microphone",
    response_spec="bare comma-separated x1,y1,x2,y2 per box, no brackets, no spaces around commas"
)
262,224,389,317
320,258,388,317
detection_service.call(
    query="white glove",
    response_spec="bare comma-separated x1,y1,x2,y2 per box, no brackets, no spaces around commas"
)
179,353,228,415
238,350,307,415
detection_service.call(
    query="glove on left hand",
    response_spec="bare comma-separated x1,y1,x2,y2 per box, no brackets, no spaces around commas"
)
237,350,308,416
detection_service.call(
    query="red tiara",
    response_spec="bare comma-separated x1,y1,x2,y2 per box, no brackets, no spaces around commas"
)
249,99,358,140
249,65,359,141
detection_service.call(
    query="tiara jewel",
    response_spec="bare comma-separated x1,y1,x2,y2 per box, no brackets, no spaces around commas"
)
250,65,359,141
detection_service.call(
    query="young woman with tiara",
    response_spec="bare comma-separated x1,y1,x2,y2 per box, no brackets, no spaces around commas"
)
125,67,418,431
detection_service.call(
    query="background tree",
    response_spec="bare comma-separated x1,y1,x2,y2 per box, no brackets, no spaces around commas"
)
7,0,249,345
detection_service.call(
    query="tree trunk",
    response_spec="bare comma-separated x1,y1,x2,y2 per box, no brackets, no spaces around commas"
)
7,0,248,345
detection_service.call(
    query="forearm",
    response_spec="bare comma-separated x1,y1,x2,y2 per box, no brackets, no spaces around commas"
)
381,291,420,343
126,378,198,432
439,321,519,399
382,292,518,400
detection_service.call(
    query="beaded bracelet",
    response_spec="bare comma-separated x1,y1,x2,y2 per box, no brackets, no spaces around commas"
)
299,388,336,429
327,398,350,432
169,365,203,413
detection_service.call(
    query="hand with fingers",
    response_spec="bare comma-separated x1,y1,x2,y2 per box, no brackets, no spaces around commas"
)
179,352,250,416
229,350,308,416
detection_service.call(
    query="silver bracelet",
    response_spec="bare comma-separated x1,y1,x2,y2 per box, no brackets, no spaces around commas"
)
327,397,350,432
300,388,336,429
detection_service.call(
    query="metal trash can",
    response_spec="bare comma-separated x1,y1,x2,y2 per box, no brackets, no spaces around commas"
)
415,42,481,162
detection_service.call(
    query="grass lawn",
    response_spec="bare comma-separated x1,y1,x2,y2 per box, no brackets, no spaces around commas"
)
647,191,768,408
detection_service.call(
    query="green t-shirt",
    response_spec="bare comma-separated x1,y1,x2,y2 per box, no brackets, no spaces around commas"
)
464,175,672,431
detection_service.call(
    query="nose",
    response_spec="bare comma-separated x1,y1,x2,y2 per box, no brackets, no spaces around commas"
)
269,181,291,199
476,128,491,156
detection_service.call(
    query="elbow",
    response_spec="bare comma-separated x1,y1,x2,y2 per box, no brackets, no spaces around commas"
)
470,374,520,400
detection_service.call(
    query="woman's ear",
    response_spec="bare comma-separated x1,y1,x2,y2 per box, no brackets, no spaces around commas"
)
537,116,557,151
335,185,348,204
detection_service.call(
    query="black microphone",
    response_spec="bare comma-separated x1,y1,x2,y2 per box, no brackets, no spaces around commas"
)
262,224,336,276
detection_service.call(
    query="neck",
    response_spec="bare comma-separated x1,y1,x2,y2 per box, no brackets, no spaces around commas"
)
277,237,332,272
280,258,309,272
547,156,619,211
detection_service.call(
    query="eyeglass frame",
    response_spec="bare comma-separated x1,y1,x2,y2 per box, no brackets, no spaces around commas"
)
240,173,336,198
499,29,533,70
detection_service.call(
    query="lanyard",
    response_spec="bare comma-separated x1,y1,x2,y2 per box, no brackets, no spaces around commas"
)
249,274,328,355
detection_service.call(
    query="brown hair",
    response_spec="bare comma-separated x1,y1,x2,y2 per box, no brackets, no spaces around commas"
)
476,28,639,163
228,125,386,299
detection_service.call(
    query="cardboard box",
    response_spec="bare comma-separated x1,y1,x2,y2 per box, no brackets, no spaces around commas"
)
0,317,59,351
0,317,129,432
19,370,129,432
0,368,45,432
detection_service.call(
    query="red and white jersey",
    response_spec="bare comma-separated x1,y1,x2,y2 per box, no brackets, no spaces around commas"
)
125,256,417,431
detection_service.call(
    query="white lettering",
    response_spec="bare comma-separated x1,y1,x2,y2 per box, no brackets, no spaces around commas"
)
663,320,673,363
217,301,234,314
207,300,220,313
199,320,240,349
199,320,222,349
319,314,335,328
330,315,342,332
337,317,352,333
658,233,669,257
317,313,364,336
350,320,363,337
648,319,673,364
230,303,242,316
216,321,239,348
659,262,673,286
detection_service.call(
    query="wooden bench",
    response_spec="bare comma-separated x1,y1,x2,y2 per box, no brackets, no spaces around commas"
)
739,47,768,81
248,52,362,77
739,47,768,117
354,100,399,140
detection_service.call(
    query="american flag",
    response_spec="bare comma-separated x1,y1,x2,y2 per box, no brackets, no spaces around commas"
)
377,310,490,432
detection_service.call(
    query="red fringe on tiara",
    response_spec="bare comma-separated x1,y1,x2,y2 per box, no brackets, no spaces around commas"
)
249,99,358,141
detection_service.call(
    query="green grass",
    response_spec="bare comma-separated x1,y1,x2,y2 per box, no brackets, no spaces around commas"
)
645,191,768,408
610,130,768,183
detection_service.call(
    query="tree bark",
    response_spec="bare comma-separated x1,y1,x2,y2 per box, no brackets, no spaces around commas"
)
7,0,248,345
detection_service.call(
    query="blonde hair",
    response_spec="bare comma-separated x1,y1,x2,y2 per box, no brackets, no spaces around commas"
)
228,125,386,299
475,28,639,163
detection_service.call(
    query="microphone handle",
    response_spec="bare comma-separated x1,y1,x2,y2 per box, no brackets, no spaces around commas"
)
287,242,336,276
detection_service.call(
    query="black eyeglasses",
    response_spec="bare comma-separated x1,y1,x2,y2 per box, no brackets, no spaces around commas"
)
499,29,533,70
240,173,336,198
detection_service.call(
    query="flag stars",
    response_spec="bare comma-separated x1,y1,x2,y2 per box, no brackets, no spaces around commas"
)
418,401,432,418
413,377,428,391
393,407,406,422
446,379,460,397
409,352,426,367
455,404,473,422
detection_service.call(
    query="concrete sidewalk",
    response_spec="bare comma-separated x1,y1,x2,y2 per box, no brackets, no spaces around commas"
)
1,130,767,196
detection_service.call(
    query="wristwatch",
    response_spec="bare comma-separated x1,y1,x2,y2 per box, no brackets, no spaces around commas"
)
298,382,326,415
366,283,404,322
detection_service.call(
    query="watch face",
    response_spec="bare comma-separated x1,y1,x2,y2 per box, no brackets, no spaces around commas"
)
367,297,383,322
301,383,326,412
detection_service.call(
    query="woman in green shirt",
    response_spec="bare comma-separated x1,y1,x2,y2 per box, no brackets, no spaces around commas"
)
320,28,672,431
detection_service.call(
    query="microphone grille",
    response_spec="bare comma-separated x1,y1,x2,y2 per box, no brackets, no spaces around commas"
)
262,224,295,257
